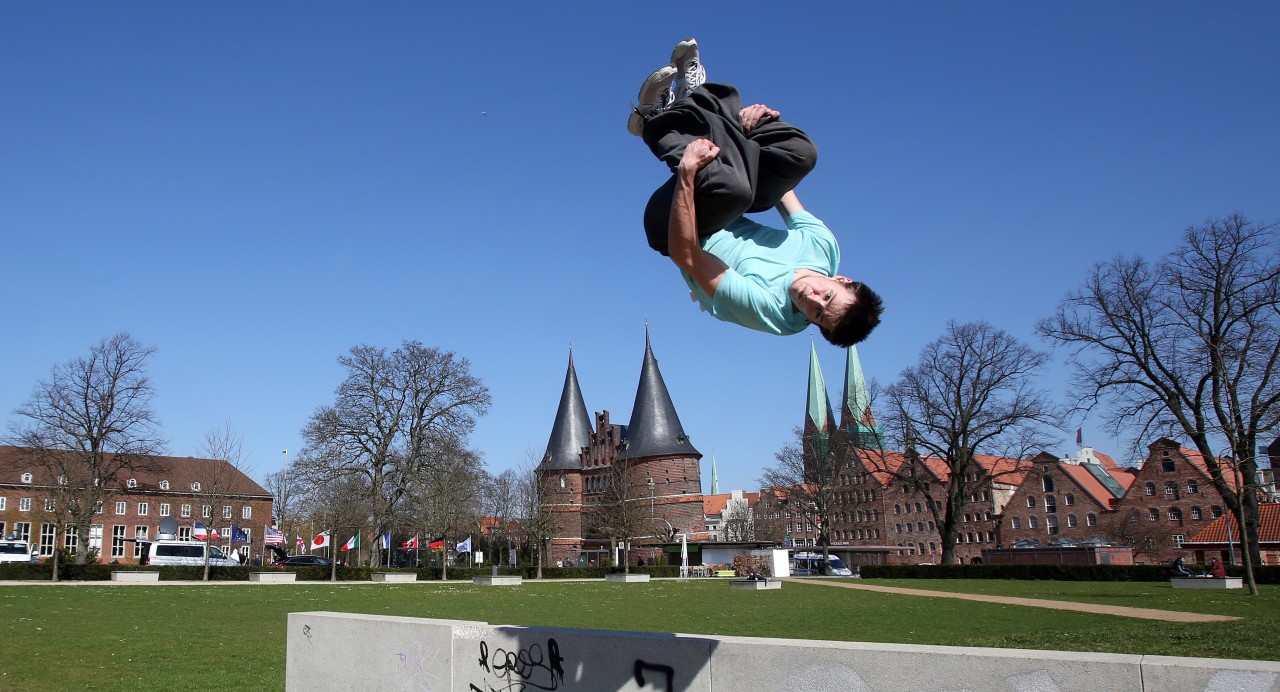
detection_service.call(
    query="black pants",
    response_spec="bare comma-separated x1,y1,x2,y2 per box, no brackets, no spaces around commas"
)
641,82,818,256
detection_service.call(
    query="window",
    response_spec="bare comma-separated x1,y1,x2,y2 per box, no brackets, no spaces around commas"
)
1172,534,1185,548
19,498,32,512
917,522,925,533
0,497,5,510
241,506,252,520
21,473,33,483
1067,515,1078,528
134,526,148,558
1086,513,1098,527
127,478,137,488
137,503,149,516
88,525,102,554
1044,495,1057,514
202,505,212,519
12,522,31,543
115,501,126,515
895,524,903,534
191,482,201,492
1161,460,1176,472
1211,506,1223,519
1065,494,1075,507
1165,482,1177,496
1042,476,1054,492
178,526,192,540
1168,508,1183,521
1149,508,1160,521
180,504,191,518
110,526,126,557
906,523,913,534
159,480,170,490
1145,482,1157,496
1187,480,1199,494
1026,496,1037,508
1010,517,1021,529
1029,516,1039,529
39,524,56,557
44,499,56,512
894,504,901,514
1047,516,1059,535
1190,507,1202,520
94,501,103,514
160,503,170,517
58,475,67,485
63,525,78,554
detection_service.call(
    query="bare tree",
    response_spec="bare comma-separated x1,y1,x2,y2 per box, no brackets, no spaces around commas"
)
1038,215,1280,594
294,341,491,569
760,426,847,564
875,321,1058,564
515,449,560,579
585,458,661,574
192,422,255,580
6,333,166,565
261,466,306,557
720,495,755,542
409,441,486,579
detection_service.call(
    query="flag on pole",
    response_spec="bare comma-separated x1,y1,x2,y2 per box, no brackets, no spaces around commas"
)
231,525,249,543
264,527,285,545
402,535,418,549
296,533,304,549
312,531,330,550
211,527,221,540
380,533,390,550
428,539,444,551
1076,428,1083,445
457,536,472,553
194,523,210,540
341,534,359,552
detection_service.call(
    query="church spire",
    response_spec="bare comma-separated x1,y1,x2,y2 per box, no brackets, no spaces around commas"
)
840,345,883,450
805,341,835,437
540,347,593,470
624,328,700,459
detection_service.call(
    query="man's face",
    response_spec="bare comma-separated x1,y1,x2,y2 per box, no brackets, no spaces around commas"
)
791,274,855,331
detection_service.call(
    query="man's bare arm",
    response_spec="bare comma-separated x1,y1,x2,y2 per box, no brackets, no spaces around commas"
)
776,189,804,224
669,138,729,296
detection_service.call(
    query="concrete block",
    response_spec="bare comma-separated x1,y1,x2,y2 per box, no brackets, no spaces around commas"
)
1170,577,1243,589
249,572,296,583
286,612,466,691
371,572,417,583
473,575,522,586
730,579,780,590
711,637,1144,691
605,573,650,583
1139,654,1280,692
110,571,159,582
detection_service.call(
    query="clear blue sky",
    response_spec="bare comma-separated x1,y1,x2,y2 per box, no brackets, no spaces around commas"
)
3,3,1277,496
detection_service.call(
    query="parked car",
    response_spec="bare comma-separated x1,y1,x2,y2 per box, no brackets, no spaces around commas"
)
273,555,333,567
0,537,37,564
790,552,854,576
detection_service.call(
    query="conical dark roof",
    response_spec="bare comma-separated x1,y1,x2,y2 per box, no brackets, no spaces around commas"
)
624,331,700,459
541,350,593,471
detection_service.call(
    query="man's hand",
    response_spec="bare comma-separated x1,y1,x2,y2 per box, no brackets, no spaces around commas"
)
739,104,780,133
679,138,720,175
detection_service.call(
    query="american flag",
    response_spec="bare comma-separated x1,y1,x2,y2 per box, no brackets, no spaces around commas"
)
264,526,285,545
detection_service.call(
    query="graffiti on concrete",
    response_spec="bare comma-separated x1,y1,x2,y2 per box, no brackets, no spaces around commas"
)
633,660,674,691
471,637,565,692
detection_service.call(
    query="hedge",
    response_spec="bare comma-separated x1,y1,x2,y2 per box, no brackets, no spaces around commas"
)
858,563,1280,584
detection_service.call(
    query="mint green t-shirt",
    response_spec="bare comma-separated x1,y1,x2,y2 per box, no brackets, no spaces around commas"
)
681,210,840,335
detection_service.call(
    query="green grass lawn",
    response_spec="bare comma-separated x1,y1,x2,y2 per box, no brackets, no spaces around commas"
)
1,578,1276,691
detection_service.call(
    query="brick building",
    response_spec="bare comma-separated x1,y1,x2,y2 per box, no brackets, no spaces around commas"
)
0,446,273,564
998,448,1136,549
538,333,704,567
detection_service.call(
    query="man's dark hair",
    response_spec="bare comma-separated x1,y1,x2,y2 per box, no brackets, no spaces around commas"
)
820,281,883,347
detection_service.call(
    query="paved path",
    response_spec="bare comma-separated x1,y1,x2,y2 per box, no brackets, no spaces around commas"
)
781,578,1239,623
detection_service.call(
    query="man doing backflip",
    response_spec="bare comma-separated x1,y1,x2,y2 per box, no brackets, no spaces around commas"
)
630,39,882,346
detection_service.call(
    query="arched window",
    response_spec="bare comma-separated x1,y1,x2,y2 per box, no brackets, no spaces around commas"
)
191,482,202,492
1044,495,1057,514
1028,516,1039,529
1064,494,1075,506
1190,507,1202,520
1162,459,1176,472
1010,517,1022,529
1086,513,1097,527
1165,482,1177,496
1145,482,1157,496
21,473,32,483
127,478,137,488
1211,506,1223,519
1187,480,1199,494
1169,507,1183,521
159,480,170,490
1026,496,1037,508
1149,508,1159,521
1042,476,1054,492
1046,516,1059,534
895,503,901,514
1067,515,1078,528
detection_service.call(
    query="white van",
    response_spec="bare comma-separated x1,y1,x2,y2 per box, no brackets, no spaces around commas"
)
791,552,854,576
143,540,240,567
0,537,37,564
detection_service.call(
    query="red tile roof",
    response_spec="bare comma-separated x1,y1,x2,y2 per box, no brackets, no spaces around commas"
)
1188,503,1280,543
0,445,269,497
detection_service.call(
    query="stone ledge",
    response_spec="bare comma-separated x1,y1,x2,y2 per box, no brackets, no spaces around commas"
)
472,575,522,586
730,579,780,590
110,571,159,582
371,572,417,583
250,572,297,583
604,573,650,583
1170,577,1242,590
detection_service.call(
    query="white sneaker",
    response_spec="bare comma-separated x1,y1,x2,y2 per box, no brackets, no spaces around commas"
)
627,64,678,137
670,38,705,103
